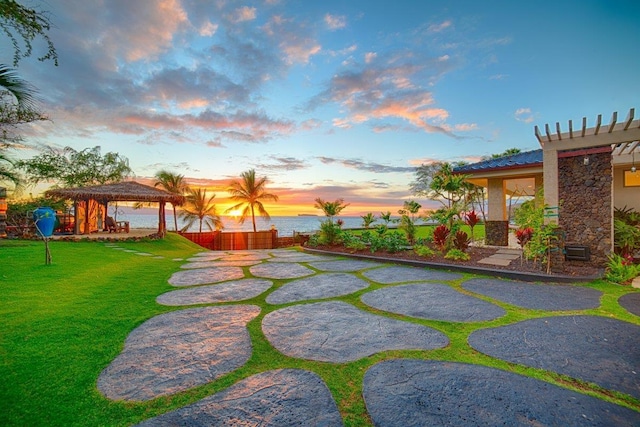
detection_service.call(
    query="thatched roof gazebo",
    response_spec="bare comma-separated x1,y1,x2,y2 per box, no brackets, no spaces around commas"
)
46,181,185,236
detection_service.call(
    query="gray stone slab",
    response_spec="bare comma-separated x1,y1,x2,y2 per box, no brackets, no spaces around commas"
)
490,252,521,260
469,315,640,399
266,273,369,304
364,359,640,427
217,252,272,261
477,257,513,266
98,305,260,401
496,248,522,255
462,278,602,310
362,265,463,284
619,292,640,317
157,279,273,306
308,259,378,272
136,369,343,427
262,301,448,363
267,253,333,263
361,283,506,322
250,262,314,279
168,266,245,287
181,259,261,268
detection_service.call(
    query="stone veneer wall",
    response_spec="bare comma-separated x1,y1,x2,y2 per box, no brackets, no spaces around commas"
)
485,221,509,246
558,151,612,266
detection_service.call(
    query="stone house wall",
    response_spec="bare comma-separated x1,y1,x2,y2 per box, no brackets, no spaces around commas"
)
558,150,612,266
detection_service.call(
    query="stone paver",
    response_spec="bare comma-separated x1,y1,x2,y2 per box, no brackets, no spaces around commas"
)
361,283,506,322
217,252,273,261
250,262,314,279
463,277,603,310
157,279,273,306
619,292,640,317
308,259,378,272
266,253,333,263
262,301,448,362
362,265,463,284
469,315,640,399
364,359,640,427
168,266,245,286
136,369,343,427
181,259,261,268
98,305,260,401
105,249,640,424
478,257,513,266
266,273,369,304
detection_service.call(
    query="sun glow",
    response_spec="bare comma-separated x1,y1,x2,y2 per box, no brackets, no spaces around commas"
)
227,209,242,218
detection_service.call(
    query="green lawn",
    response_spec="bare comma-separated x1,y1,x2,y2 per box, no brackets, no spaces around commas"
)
1,233,638,426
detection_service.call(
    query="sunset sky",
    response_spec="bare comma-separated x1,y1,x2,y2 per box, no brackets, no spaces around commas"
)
7,0,640,215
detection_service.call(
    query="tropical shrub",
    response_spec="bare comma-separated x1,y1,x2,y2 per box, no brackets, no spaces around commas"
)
398,200,421,244
342,231,366,251
382,232,409,253
445,248,470,261
317,220,342,245
432,224,450,252
414,244,435,257
605,254,640,285
452,230,470,252
614,218,640,257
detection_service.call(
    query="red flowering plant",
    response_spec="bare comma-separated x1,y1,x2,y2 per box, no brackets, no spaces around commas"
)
515,227,534,266
464,210,480,242
432,224,450,252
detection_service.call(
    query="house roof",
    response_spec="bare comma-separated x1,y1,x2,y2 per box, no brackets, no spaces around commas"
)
46,181,185,204
453,149,542,174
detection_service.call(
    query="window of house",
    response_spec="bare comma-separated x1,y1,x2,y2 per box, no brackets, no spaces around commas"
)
624,169,640,187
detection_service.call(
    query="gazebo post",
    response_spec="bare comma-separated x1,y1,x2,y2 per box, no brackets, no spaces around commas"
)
158,201,166,236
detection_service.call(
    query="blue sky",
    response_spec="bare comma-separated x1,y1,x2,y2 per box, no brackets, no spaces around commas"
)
9,0,640,214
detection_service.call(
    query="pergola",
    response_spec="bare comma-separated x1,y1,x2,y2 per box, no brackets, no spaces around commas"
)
535,108,640,219
46,181,185,236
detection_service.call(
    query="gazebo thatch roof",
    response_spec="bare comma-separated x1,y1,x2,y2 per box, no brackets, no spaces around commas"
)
46,181,185,205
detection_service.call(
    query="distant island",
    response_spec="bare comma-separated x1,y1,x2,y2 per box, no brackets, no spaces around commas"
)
298,214,318,216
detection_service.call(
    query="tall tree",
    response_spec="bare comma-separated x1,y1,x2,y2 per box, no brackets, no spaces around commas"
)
0,0,58,67
18,146,133,187
0,1,58,190
179,187,223,233
226,169,279,232
154,170,188,232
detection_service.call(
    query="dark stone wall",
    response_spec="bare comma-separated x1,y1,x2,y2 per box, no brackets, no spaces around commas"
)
558,151,612,266
485,221,509,246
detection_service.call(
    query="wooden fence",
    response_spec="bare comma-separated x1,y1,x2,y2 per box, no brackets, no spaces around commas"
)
179,230,279,250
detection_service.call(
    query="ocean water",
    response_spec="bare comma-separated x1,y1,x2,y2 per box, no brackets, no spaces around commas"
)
116,208,371,237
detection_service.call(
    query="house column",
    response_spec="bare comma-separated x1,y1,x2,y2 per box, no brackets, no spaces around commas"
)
485,178,509,246
542,149,559,224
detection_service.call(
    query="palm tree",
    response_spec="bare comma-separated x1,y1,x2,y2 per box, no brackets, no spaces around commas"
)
361,212,376,228
154,170,189,232
226,169,279,232
179,187,223,233
313,198,348,223
0,65,37,108
0,66,38,191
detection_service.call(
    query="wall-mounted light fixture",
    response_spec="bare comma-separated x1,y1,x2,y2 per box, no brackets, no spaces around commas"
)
583,156,589,166
632,150,637,173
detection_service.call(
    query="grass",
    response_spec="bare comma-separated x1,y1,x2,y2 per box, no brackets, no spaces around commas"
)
1,233,638,426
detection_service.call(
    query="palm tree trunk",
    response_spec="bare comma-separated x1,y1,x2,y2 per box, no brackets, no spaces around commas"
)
172,204,178,232
251,205,257,232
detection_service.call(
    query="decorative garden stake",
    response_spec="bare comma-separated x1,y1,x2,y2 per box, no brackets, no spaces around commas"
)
33,207,55,265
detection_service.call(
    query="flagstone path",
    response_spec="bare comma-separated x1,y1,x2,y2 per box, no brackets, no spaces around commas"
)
98,246,640,425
